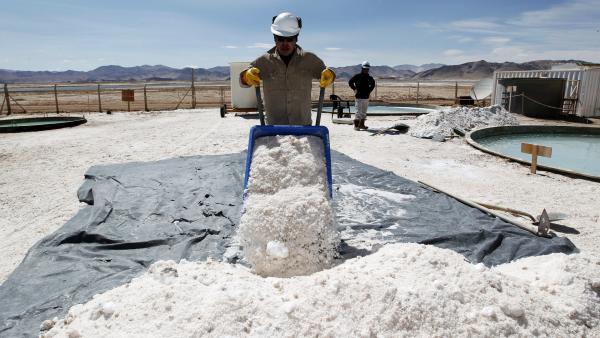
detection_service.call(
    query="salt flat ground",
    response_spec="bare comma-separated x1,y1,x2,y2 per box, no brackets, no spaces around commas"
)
0,109,599,284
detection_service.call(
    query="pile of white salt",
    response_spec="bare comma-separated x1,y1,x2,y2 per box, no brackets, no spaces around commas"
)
237,135,339,277
40,244,600,337
409,105,518,139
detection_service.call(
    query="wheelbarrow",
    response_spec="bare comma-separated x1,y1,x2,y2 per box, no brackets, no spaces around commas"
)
243,83,333,199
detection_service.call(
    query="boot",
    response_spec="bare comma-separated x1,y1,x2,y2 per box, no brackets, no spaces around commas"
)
353,119,360,131
359,119,368,130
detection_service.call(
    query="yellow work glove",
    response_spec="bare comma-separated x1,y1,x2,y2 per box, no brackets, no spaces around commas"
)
242,67,261,87
319,68,336,88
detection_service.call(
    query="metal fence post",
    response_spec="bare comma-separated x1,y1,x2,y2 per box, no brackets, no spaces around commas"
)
191,69,196,109
54,84,60,114
3,84,12,115
97,84,102,113
454,82,458,103
416,82,420,104
144,84,149,111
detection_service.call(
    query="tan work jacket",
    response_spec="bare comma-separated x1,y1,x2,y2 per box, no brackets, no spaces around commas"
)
248,46,325,125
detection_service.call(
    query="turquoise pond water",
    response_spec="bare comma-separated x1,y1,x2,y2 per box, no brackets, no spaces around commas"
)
477,133,600,176
366,106,437,114
322,105,437,114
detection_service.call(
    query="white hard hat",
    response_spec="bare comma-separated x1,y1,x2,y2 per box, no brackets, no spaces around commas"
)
271,12,302,37
361,61,371,69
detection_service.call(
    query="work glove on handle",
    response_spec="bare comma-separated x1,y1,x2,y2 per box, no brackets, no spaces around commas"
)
319,68,336,88
243,67,261,87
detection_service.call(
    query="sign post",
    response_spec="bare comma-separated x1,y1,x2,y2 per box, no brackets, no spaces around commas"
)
121,89,135,112
521,143,552,174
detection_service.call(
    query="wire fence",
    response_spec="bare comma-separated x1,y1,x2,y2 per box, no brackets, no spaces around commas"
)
1,80,475,115
507,93,565,110
325,81,474,105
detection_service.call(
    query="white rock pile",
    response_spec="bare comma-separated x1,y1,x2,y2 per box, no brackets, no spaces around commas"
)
409,105,518,139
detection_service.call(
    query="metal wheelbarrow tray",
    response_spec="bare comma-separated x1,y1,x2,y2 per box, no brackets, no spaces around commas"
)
243,125,333,199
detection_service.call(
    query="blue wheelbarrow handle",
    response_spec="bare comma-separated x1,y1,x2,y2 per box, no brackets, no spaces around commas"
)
255,86,265,126
315,87,325,126
255,86,325,127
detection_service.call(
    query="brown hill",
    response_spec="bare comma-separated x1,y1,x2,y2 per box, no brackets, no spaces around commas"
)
413,60,591,80
0,65,230,84
331,65,415,80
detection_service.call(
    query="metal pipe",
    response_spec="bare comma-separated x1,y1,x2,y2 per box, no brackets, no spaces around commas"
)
97,84,102,113
144,85,149,112
4,84,12,115
416,82,420,104
315,87,325,126
191,68,196,109
255,86,265,125
54,84,59,114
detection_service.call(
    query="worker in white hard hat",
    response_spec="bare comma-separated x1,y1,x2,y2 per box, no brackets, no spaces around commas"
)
240,12,335,125
348,61,376,130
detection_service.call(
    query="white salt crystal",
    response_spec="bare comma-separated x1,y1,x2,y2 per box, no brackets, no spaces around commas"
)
480,306,497,320
501,303,525,318
266,241,289,259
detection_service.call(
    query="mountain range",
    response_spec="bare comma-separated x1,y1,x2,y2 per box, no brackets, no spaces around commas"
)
0,65,230,83
0,60,591,83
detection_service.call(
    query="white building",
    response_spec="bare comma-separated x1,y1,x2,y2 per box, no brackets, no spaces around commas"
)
491,64,600,118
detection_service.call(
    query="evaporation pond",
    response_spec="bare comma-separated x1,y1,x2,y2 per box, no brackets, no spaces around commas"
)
477,133,600,176
2,120,70,127
366,105,436,114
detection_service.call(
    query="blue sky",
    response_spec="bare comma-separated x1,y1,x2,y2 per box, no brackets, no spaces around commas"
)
1,0,599,71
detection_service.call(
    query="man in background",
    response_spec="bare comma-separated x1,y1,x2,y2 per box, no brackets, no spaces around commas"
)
348,61,376,130
240,12,335,125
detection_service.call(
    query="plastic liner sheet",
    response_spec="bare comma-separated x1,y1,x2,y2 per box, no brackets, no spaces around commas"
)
0,151,575,337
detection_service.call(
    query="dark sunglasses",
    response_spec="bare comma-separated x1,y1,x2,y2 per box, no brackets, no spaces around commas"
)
274,36,297,43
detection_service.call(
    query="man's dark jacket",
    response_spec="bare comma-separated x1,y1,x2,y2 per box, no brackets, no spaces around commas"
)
348,72,376,99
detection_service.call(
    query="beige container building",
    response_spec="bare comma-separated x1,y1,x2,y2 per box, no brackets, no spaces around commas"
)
491,64,600,118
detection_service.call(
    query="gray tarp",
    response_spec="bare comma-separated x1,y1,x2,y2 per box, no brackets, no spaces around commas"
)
0,151,575,337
